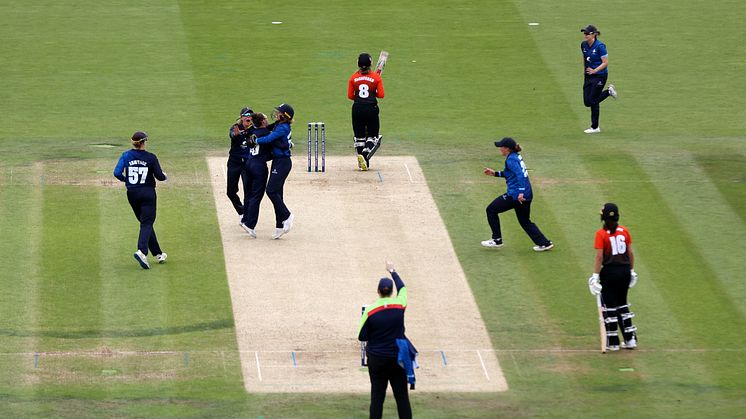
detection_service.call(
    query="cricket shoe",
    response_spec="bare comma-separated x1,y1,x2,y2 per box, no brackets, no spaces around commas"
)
240,222,257,238
584,127,601,134
357,154,368,171
608,84,618,99
134,250,150,269
533,242,555,252
282,213,295,233
621,338,637,350
155,253,168,264
481,239,504,248
606,345,620,352
271,227,285,240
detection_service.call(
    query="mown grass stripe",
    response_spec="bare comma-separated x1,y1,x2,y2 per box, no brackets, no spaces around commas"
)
635,150,746,318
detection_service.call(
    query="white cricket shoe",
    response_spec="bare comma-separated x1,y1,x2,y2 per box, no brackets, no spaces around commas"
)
606,345,620,352
481,239,504,248
155,253,167,264
271,228,285,240
584,127,601,134
240,223,257,238
282,213,295,233
608,84,618,99
357,154,368,171
533,242,555,252
134,250,150,269
622,338,637,349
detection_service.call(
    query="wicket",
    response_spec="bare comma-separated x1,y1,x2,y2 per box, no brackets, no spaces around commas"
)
307,122,325,172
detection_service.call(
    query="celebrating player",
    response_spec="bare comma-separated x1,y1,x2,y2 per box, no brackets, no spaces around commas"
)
580,24,617,134
227,107,254,219
348,52,385,171
239,112,274,238
482,137,554,251
587,203,638,351
254,103,295,240
113,131,168,269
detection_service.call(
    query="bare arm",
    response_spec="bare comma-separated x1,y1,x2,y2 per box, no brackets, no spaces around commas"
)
593,248,603,274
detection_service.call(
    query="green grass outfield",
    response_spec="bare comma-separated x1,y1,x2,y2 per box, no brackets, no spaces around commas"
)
1,0,744,417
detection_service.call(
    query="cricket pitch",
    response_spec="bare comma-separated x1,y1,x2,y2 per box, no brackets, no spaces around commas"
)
208,155,508,393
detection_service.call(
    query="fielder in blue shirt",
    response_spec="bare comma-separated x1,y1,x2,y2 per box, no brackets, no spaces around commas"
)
482,137,553,252
113,131,168,269
239,112,275,238
254,103,295,239
580,24,618,134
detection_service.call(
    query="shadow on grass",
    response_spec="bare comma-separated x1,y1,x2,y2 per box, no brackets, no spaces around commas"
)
0,319,233,339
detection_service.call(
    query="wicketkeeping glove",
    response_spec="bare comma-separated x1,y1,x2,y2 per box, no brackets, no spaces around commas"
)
588,273,602,296
629,270,638,288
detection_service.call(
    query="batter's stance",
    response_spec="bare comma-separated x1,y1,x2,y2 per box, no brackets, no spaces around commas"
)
113,131,168,269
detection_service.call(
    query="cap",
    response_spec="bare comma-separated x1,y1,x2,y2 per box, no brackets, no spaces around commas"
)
581,24,598,34
275,103,294,119
131,131,148,142
240,107,253,117
494,137,517,149
358,52,372,68
377,277,393,294
601,203,620,221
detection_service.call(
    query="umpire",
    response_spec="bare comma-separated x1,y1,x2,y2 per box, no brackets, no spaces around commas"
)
228,107,255,220
358,261,412,419
113,131,168,269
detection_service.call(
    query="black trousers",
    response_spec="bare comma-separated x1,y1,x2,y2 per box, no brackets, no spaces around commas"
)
583,74,609,129
367,353,412,419
126,188,162,256
352,103,380,139
226,155,246,215
600,264,636,346
266,156,292,228
241,157,269,228
486,193,551,246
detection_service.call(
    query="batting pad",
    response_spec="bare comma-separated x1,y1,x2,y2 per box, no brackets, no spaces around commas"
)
208,156,508,393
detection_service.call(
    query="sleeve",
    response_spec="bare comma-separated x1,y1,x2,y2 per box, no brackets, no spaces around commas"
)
255,123,289,145
229,124,237,140
376,76,385,98
625,229,632,245
594,230,605,249
348,75,356,100
152,156,167,181
113,153,127,182
392,272,407,307
599,42,608,58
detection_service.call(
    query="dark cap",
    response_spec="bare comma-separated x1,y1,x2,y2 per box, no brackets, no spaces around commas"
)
494,137,517,149
131,131,148,142
601,203,620,221
240,107,253,117
377,277,393,295
581,25,598,34
275,103,294,119
358,52,372,68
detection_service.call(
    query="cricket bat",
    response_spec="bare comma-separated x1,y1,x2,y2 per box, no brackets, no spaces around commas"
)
375,51,389,75
596,294,607,353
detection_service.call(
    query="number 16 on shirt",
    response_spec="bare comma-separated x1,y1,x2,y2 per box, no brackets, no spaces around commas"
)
375,51,389,74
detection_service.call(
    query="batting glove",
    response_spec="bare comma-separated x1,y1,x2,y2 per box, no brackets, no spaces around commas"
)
588,273,602,296
629,270,638,288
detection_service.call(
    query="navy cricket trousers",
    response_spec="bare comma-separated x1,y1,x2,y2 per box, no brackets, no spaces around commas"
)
226,155,246,215
486,193,551,246
266,156,292,228
241,157,269,229
367,353,412,419
583,74,610,129
126,187,162,256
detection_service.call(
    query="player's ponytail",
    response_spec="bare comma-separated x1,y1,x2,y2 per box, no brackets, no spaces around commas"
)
514,143,522,152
